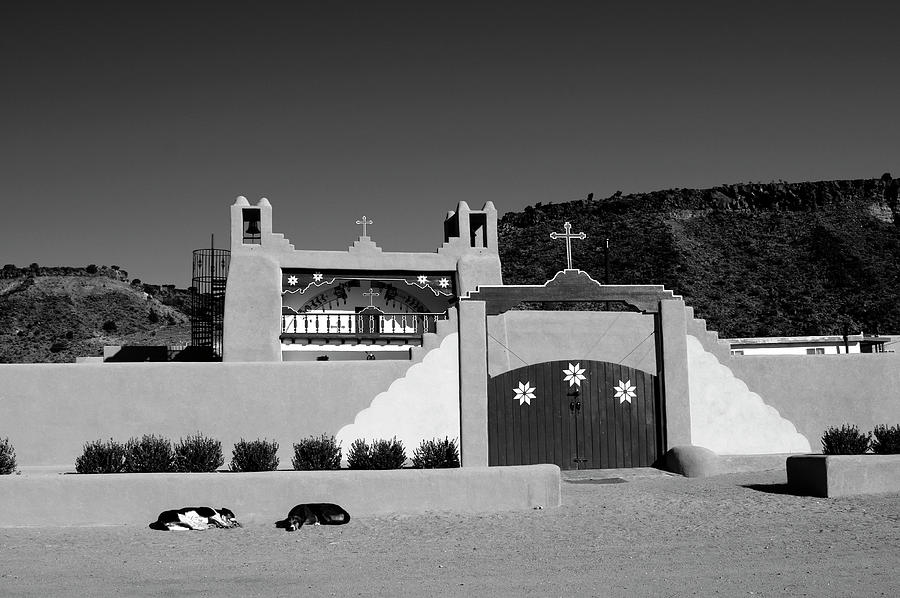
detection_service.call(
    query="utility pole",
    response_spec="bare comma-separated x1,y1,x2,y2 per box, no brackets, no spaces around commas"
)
604,238,610,311
604,238,610,284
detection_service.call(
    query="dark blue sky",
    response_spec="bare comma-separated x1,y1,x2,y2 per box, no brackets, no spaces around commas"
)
2,1,898,286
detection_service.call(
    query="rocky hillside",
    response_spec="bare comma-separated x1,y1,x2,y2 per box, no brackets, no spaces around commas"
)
499,174,900,338
4,175,900,362
0,266,191,363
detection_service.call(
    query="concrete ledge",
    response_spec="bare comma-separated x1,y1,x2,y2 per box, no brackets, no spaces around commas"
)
661,450,798,478
786,454,900,497
0,465,560,527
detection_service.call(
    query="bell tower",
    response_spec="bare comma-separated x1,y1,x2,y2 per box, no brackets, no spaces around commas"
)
231,196,273,248
442,201,499,250
223,195,283,362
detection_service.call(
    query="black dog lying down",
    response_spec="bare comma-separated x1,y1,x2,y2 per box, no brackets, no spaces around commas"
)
149,507,242,531
275,503,351,531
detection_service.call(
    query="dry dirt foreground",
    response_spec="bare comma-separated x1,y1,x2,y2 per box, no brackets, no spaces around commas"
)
1,468,898,597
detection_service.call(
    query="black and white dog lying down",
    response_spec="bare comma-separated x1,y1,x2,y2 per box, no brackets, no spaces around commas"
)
149,507,242,531
275,503,350,531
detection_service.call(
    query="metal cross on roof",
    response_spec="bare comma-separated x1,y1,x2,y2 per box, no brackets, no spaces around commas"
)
356,215,373,237
550,221,587,270
363,287,380,306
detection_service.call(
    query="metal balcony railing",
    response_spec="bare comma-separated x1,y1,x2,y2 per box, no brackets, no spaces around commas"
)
281,312,447,339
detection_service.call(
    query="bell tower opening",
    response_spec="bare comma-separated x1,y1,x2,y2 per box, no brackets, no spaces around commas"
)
242,208,261,244
469,212,487,247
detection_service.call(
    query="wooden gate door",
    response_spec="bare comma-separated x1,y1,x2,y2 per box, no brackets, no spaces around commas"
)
487,360,661,469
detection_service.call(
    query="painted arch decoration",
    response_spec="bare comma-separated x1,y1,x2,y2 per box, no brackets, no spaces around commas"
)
281,269,457,315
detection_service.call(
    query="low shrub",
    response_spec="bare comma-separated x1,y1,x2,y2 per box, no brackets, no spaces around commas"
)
0,437,17,475
821,424,871,455
348,437,406,470
230,438,279,472
412,437,460,469
871,424,900,454
370,438,406,469
292,434,341,470
346,439,372,470
174,432,224,472
75,439,126,474
125,434,175,473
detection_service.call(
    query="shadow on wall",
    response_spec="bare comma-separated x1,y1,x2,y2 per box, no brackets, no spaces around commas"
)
335,334,460,463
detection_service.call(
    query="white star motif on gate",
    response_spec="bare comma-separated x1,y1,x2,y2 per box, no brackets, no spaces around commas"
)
438,277,450,288
287,275,298,286
563,362,586,387
416,275,429,285
312,273,324,282
513,381,536,406
613,380,637,404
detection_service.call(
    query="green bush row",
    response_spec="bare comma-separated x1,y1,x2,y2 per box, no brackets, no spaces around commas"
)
76,433,227,473
821,424,900,455
72,434,460,473
305,435,460,470
347,437,407,470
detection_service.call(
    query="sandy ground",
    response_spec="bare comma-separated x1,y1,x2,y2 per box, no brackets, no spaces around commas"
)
1,468,898,598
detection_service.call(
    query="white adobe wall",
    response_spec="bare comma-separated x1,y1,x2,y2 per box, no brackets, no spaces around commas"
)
686,335,811,454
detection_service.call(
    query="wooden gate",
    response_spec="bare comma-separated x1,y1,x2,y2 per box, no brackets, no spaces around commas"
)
487,360,661,469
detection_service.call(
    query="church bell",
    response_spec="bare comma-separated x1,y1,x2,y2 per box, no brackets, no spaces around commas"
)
244,220,261,236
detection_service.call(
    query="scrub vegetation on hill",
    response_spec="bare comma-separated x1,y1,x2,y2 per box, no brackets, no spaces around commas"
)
3,175,900,362
0,266,191,363
498,174,900,338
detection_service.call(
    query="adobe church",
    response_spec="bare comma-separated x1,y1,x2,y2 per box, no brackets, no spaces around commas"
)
220,196,811,470
7,194,898,472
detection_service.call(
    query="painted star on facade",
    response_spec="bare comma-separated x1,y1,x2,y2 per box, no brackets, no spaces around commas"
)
563,362,586,387
312,272,324,282
287,275,298,286
438,277,450,288
416,275,429,285
513,381,536,406
613,380,637,404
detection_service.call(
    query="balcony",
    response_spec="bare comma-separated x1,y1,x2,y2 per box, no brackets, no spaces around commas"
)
280,310,448,346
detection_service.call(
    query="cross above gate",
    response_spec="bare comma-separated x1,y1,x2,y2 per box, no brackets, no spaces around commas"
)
355,215,373,237
549,222,587,270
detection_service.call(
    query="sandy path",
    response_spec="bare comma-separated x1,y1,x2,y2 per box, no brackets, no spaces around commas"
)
1,469,898,597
